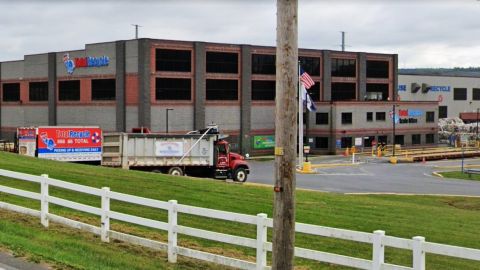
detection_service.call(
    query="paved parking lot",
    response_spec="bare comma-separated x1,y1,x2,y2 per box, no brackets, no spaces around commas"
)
247,156,480,196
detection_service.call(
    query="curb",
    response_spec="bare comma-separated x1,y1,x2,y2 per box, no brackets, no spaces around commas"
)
432,171,444,178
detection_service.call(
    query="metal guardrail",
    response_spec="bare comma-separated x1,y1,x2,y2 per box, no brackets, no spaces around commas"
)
0,168,479,270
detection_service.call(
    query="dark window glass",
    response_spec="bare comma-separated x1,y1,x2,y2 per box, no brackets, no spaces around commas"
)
426,134,435,144
2,83,20,102
252,54,276,75
363,136,375,147
331,58,356,77
453,88,467,100
91,79,116,100
366,83,389,101
376,112,386,121
341,112,352,124
341,137,352,148
366,60,389,78
155,78,191,100
206,79,238,100
394,135,404,145
252,80,275,100
59,80,80,101
206,52,238,73
412,134,421,145
378,135,387,144
156,49,191,72
299,56,320,76
315,137,329,149
308,82,321,101
473,88,480,100
316,112,329,125
29,82,48,101
439,106,448,118
331,83,356,101
367,112,373,122
426,111,435,123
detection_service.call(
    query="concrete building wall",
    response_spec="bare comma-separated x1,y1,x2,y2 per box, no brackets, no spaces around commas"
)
1,61,24,80
125,106,139,132
24,54,48,79
57,106,116,131
251,106,275,130
150,106,194,132
398,74,480,118
205,106,240,131
125,40,139,73
1,107,49,127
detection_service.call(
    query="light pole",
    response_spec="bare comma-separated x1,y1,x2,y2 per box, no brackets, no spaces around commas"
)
166,108,173,133
392,104,396,156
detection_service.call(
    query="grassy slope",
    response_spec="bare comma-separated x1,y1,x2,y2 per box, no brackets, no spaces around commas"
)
441,171,480,181
0,151,479,269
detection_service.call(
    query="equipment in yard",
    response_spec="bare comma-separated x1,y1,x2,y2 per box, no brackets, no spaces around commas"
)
102,124,250,182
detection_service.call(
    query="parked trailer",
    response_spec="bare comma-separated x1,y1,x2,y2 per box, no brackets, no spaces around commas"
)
102,126,250,182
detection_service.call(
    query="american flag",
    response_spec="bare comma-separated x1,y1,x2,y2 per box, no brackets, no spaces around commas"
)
300,67,315,89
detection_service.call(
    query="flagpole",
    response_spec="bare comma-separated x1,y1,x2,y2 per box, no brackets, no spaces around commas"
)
298,62,303,169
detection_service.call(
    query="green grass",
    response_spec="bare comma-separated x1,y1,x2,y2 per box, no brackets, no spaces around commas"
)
0,151,479,269
441,171,480,181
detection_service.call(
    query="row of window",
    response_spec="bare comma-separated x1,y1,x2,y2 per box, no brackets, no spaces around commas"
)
155,49,390,78
2,79,116,102
315,111,435,125
453,88,480,101
314,134,435,149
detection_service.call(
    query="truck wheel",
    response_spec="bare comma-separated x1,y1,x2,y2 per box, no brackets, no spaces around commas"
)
233,168,247,182
168,167,183,176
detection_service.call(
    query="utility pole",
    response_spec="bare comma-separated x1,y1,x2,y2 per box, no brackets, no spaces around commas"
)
341,31,345,52
272,0,297,269
132,24,142,39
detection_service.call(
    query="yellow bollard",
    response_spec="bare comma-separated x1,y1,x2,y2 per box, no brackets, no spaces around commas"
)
377,148,382,157
302,162,313,173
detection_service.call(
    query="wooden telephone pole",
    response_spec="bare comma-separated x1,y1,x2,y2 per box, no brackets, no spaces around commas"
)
272,0,298,269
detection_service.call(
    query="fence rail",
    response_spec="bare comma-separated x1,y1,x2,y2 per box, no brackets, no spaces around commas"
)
0,168,479,270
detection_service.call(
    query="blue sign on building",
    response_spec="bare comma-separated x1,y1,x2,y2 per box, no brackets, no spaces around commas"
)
398,84,406,91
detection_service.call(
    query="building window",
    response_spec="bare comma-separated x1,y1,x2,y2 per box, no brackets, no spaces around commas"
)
426,111,435,123
206,52,238,74
59,80,80,101
29,82,48,101
453,88,467,100
156,49,191,72
394,135,404,145
308,83,321,101
299,56,320,76
341,137,352,148
366,60,389,78
412,134,421,145
376,112,386,121
367,112,373,122
473,88,480,100
378,135,387,144
155,78,191,100
91,79,116,100
341,112,352,124
439,106,448,118
252,54,275,75
331,58,356,77
2,83,20,102
426,134,435,144
252,80,275,100
206,79,238,100
366,83,389,101
316,112,329,125
315,137,329,149
331,83,356,101
363,136,375,147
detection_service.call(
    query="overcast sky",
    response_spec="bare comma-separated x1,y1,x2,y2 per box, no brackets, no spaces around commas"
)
1,0,479,68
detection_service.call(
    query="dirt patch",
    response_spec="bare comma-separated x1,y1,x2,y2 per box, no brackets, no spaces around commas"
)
443,198,480,211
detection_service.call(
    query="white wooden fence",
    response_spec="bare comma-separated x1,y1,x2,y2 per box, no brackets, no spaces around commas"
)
0,168,479,270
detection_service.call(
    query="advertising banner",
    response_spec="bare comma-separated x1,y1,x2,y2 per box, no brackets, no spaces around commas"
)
253,135,275,149
155,142,184,156
37,127,102,161
17,127,37,157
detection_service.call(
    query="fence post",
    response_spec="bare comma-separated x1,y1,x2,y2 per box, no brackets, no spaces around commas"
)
256,213,268,270
101,187,110,242
372,230,385,270
168,200,178,263
40,174,49,227
412,236,425,270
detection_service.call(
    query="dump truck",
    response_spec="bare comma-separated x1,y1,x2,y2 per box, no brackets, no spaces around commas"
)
101,125,250,182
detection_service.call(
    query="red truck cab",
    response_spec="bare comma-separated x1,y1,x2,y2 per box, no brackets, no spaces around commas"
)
214,139,249,182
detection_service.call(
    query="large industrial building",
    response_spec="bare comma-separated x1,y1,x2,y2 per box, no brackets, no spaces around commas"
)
398,72,480,122
0,38,438,155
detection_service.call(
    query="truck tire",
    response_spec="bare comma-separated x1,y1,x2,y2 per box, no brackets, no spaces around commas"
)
168,167,183,176
233,168,247,182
